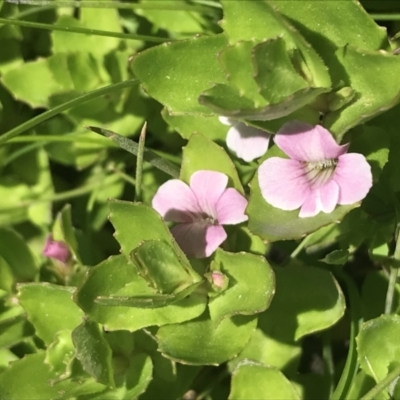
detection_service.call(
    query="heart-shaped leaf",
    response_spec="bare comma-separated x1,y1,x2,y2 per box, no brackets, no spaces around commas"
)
208,249,275,323
258,261,345,341
157,311,257,365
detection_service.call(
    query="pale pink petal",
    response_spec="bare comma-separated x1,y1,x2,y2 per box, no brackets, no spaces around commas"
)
258,157,311,210
190,171,228,218
152,180,200,223
319,180,340,213
226,122,270,162
275,121,348,162
171,223,226,258
215,188,248,225
299,191,322,218
219,116,234,126
333,153,373,205
204,225,228,257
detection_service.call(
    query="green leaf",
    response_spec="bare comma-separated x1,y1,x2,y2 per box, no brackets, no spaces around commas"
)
347,371,385,400
0,314,34,348
357,314,400,383
247,145,357,241
162,108,229,141
2,57,65,108
157,311,257,365
66,52,104,92
87,353,153,400
325,47,400,139
348,126,390,183
258,261,345,341
79,6,122,56
136,0,204,34
221,0,331,89
219,40,266,107
234,226,268,256
45,330,75,378
132,34,228,115
273,0,388,54
229,361,300,400
88,126,180,178
72,319,115,387
95,294,177,309
52,204,80,263
132,240,202,295
208,249,275,323
51,16,95,54
17,283,84,345
108,201,181,257
320,249,349,265
181,133,243,193
74,255,207,331
0,228,37,282
0,352,64,400
221,0,298,46
0,351,105,400
254,40,306,98
228,329,301,374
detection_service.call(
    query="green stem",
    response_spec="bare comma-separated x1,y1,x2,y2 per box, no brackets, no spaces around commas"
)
322,335,335,397
9,4,56,19
87,126,180,178
0,17,172,43
385,229,400,314
331,269,363,400
360,365,400,400
2,142,42,167
134,122,146,202
113,170,136,188
9,134,113,145
385,267,399,314
290,236,311,258
0,80,137,145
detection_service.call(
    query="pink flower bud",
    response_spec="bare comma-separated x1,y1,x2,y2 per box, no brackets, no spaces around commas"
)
211,272,225,288
42,235,70,264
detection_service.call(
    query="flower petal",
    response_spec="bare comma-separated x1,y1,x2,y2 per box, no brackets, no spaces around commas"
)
275,120,348,161
219,116,234,126
152,180,200,222
215,188,248,225
258,157,311,210
171,223,226,258
299,191,321,218
190,170,228,218
319,180,339,213
334,153,373,205
226,122,270,162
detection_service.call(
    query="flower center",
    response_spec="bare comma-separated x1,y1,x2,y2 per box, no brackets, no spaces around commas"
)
303,159,338,187
195,213,218,225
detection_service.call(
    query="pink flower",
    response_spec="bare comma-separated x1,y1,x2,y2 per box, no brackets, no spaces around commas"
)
152,170,248,258
219,117,270,162
42,235,71,263
258,121,373,218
